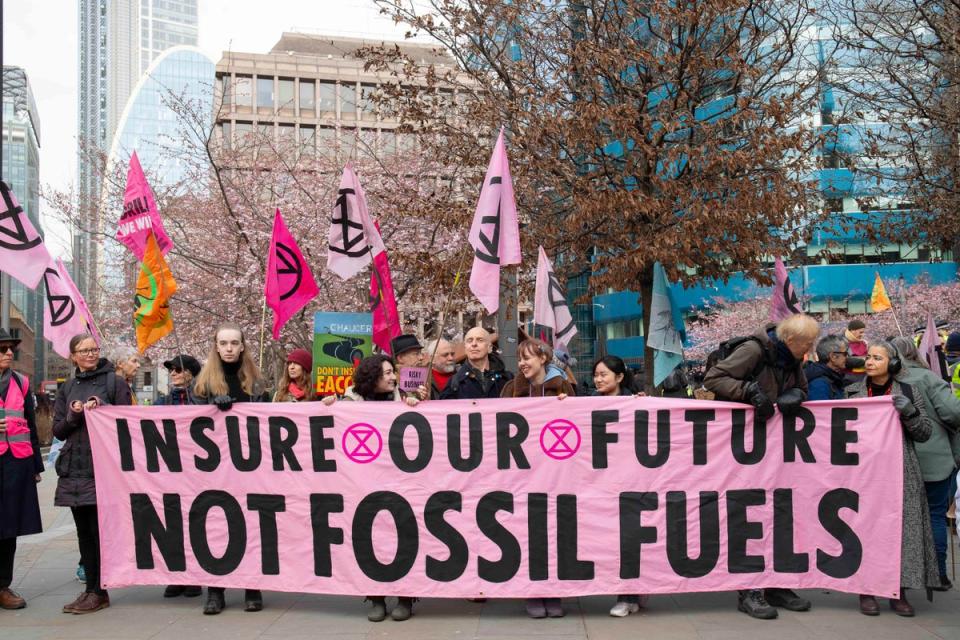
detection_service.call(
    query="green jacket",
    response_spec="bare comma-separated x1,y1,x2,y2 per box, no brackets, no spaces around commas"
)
898,361,960,481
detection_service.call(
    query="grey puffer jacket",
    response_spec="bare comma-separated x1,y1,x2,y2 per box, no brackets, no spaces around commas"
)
52,358,132,507
897,360,960,482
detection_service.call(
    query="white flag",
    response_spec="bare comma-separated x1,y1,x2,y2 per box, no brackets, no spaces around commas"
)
533,246,577,349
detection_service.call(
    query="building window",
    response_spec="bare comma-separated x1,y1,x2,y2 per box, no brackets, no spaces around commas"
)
279,123,295,150
234,76,252,107
603,319,643,340
319,81,336,114
360,83,378,117
299,80,315,115
220,122,231,150
340,127,357,160
220,75,231,107
340,82,357,115
318,126,336,159
257,77,274,112
143,371,152,387
299,125,316,157
278,78,295,112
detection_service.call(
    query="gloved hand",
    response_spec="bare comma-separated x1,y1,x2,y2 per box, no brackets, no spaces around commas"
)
212,395,234,411
892,395,919,419
744,381,775,421
776,388,806,417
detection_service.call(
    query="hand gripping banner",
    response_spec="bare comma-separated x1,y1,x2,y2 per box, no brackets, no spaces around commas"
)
86,396,903,598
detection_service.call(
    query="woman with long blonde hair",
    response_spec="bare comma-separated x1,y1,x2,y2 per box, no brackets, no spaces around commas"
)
191,322,268,615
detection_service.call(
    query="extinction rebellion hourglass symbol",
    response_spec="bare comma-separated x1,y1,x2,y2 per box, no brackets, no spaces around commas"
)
342,423,383,464
539,419,581,460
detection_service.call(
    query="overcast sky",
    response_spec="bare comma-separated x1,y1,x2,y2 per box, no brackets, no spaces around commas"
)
5,0,417,257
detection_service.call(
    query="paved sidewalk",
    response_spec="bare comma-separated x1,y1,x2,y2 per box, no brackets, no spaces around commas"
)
6,473,960,639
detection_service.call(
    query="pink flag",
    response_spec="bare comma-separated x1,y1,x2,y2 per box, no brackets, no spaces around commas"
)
0,182,52,289
468,128,522,313
117,151,173,260
265,209,319,340
918,313,947,378
369,222,401,354
327,164,385,280
533,246,577,349
770,257,801,322
43,258,101,359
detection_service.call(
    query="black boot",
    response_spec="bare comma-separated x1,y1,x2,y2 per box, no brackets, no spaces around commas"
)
366,596,387,622
244,589,263,612
737,589,777,620
391,597,414,621
203,588,225,615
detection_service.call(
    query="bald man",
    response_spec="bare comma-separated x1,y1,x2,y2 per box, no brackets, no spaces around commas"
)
439,327,514,400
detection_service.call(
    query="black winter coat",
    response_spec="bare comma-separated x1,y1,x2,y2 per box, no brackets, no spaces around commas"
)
804,361,846,401
440,353,514,400
52,359,132,507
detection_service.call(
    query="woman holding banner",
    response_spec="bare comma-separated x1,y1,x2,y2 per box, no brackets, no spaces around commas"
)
847,341,939,616
0,328,43,611
591,355,650,617
501,338,574,619
322,354,420,621
53,334,133,615
272,349,315,402
192,322,269,615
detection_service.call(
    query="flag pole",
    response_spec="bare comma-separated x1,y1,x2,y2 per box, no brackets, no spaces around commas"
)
424,246,472,394
258,296,267,369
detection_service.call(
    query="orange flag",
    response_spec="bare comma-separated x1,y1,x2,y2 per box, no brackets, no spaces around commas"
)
870,272,892,312
133,232,177,353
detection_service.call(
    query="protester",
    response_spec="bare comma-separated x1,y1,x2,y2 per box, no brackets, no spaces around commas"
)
703,313,818,619
321,354,419,621
659,366,691,398
500,338,573,618
890,336,960,591
273,348,315,402
847,341,940,615
109,345,141,404
845,319,868,377
53,334,133,614
192,322,269,615
591,355,647,617
425,338,457,398
155,354,200,406
440,327,513,400
391,334,424,368
805,335,848,400
946,332,960,399
152,352,203,598
0,328,43,611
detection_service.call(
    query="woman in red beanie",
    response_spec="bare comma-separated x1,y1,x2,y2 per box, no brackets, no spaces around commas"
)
273,348,316,402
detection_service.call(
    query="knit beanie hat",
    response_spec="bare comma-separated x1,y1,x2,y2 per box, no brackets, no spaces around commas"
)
286,348,313,371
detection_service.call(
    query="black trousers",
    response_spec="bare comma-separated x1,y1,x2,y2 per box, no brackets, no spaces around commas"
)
0,537,15,589
71,505,105,595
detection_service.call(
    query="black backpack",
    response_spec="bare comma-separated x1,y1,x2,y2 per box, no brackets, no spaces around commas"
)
705,336,768,381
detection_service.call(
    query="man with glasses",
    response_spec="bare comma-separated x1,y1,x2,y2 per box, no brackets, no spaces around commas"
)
804,334,849,400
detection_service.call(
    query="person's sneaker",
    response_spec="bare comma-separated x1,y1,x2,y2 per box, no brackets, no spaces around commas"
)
764,588,811,611
0,588,26,610
75,564,86,583
525,598,547,618
203,589,225,615
72,592,109,614
737,590,778,620
62,592,88,614
609,600,640,617
183,586,202,598
391,597,414,621
544,598,565,618
243,589,263,612
366,597,387,622
163,585,186,598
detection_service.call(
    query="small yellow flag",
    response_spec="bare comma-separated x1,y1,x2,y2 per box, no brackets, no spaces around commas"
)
133,232,177,353
870,272,892,312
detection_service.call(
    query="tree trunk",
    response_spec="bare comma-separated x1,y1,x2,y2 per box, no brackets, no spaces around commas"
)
637,263,655,393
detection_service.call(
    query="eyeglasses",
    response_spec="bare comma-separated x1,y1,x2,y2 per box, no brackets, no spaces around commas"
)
0,344,17,354
73,348,101,356
169,366,184,374
831,351,850,357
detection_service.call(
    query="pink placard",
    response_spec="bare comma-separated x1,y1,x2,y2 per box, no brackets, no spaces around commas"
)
398,367,429,393
86,396,903,598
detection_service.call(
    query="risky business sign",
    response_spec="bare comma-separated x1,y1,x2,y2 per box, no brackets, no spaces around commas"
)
85,396,904,597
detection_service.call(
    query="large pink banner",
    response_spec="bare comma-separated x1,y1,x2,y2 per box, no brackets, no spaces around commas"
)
86,396,903,598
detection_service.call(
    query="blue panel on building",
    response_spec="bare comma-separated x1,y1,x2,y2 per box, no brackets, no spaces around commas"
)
605,336,646,360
